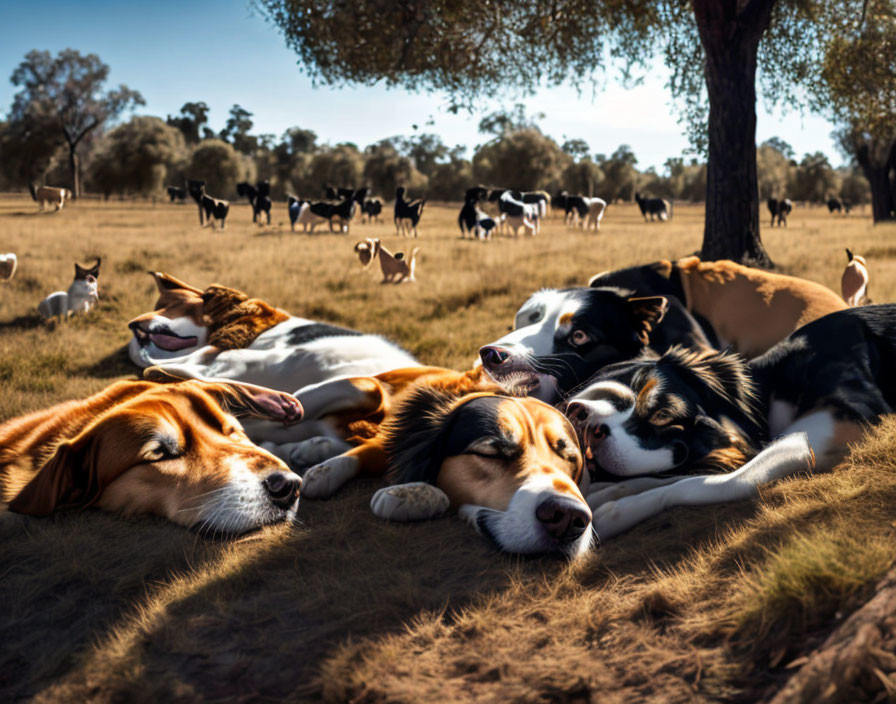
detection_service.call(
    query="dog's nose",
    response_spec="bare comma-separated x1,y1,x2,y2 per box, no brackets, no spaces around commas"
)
128,319,147,333
535,497,592,542
479,346,510,367
263,471,302,509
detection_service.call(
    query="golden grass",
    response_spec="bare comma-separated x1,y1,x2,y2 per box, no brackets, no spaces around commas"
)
1,194,895,702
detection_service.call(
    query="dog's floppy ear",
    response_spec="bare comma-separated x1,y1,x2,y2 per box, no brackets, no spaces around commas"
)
74,259,100,280
9,415,141,516
150,271,203,296
626,296,668,345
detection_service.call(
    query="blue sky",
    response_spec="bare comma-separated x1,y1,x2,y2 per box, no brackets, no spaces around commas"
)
0,0,844,171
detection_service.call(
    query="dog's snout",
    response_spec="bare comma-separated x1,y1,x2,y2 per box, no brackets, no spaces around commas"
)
128,319,148,334
566,400,589,424
480,345,510,367
263,471,302,509
535,497,591,542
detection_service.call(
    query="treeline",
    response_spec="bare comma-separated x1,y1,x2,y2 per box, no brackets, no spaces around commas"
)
0,49,870,205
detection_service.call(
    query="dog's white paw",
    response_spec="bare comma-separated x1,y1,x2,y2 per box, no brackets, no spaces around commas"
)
586,485,641,510
301,455,359,499
370,482,450,522
287,436,352,470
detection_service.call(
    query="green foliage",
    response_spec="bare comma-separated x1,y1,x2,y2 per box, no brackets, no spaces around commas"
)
472,128,568,191
789,151,839,202
220,104,257,154
166,102,210,144
756,143,792,200
363,141,428,198
88,116,187,197
187,139,246,196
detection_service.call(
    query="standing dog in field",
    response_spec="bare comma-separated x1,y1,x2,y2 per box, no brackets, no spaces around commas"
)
29,184,73,212
580,197,607,231
842,248,870,306
362,198,383,223
767,197,793,227
0,253,17,281
498,190,539,236
458,198,498,239
200,185,230,229
394,187,425,237
354,238,418,283
288,197,310,231
634,192,672,221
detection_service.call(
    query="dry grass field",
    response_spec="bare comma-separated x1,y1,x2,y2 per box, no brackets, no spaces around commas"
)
2,194,896,702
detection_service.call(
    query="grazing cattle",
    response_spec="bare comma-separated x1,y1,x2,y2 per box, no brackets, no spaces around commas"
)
362,198,383,223
827,197,852,214
841,248,870,306
498,190,539,236
302,194,356,233
566,196,607,231
458,198,497,239
29,184,73,212
198,185,230,229
767,197,793,227
394,187,425,237
0,253,17,281
0,378,303,532
252,180,272,225
552,190,569,218
354,238,418,283
166,186,186,203
634,192,672,222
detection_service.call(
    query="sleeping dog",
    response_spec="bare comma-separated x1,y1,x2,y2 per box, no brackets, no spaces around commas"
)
127,273,418,396
1,377,303,533
276,366,594,558
589,256,847,358
567,304,896,479
479,287,711,403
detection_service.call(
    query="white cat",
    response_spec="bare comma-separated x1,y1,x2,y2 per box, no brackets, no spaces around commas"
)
38,274,99,321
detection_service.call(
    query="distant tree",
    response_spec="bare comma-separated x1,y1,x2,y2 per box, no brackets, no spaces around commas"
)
220,104,257,154
8,49,144,197
756,142,792,200
427,156,473,201
394,133,449,177
89,116,187,198
760,136,795,161
562,159,603,197
562,138,592,161
300,144,364,194
271,127,318,196
187,139,245,195
477,104,544,138
600,145,640,201
0,113,62,189
363,140,428,197
838,166,871,205
789,152,840,203
166,102,210,144
472,128,568,190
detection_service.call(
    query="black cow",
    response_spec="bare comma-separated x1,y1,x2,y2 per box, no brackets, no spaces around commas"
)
767,197,793,227
634,192,672,222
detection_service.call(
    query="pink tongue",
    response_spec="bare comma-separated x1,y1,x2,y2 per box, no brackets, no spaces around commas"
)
150,333,198,351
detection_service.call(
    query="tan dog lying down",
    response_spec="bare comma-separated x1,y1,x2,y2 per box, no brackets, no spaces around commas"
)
0,377,303,533
590,256,848,358
841,248,870,306
354,238,418,283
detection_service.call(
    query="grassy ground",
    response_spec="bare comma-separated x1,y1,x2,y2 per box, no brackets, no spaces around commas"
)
1,194,895,702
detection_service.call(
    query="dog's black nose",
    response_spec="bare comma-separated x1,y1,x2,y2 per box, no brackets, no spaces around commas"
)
263,471,301,509
536,497,591,542
479,346,510,367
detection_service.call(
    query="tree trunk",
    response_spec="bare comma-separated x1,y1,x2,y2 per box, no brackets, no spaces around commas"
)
855,140,896,222
68,145,80,199
693,0,775,267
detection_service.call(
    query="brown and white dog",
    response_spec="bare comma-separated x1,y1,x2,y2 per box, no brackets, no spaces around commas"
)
30,185,73,211
841,248,870,307
1,377,303,533
274,365,594,557
589,256,848,359
354,238,418,283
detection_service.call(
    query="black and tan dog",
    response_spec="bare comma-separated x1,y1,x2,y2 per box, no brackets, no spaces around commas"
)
567,304,896,480
276,366,594,557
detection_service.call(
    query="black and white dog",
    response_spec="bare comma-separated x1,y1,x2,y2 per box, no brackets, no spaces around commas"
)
362,198,383,223
458,197,497,239
634,192,672,222
498,190,540,235
395,187,425,237
188,180,229,229
767,197,792,227
479,287,710,404
567,304,896,479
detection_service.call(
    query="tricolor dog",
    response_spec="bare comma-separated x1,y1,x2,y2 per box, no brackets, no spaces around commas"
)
127,272,418,396
589,256,848,358
281,366,594,557
354,238,418,283
479,287,710,404
1,377,303,534
567,304,896,479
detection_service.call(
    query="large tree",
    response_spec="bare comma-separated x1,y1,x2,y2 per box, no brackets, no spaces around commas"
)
167,102,211,144
256,0,839,265
8,49,144,197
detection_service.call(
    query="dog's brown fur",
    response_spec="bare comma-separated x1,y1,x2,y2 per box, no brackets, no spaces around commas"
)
673,256,848,358
34,186,73,211
841,249,870,307
354,238,418,283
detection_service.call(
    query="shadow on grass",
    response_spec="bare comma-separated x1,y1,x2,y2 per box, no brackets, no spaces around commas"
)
79,344,139,379
0,312,42,332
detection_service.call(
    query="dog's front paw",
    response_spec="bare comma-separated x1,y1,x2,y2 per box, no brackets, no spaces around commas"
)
288,436,352,470
301,455,359,499
370,482,449,522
